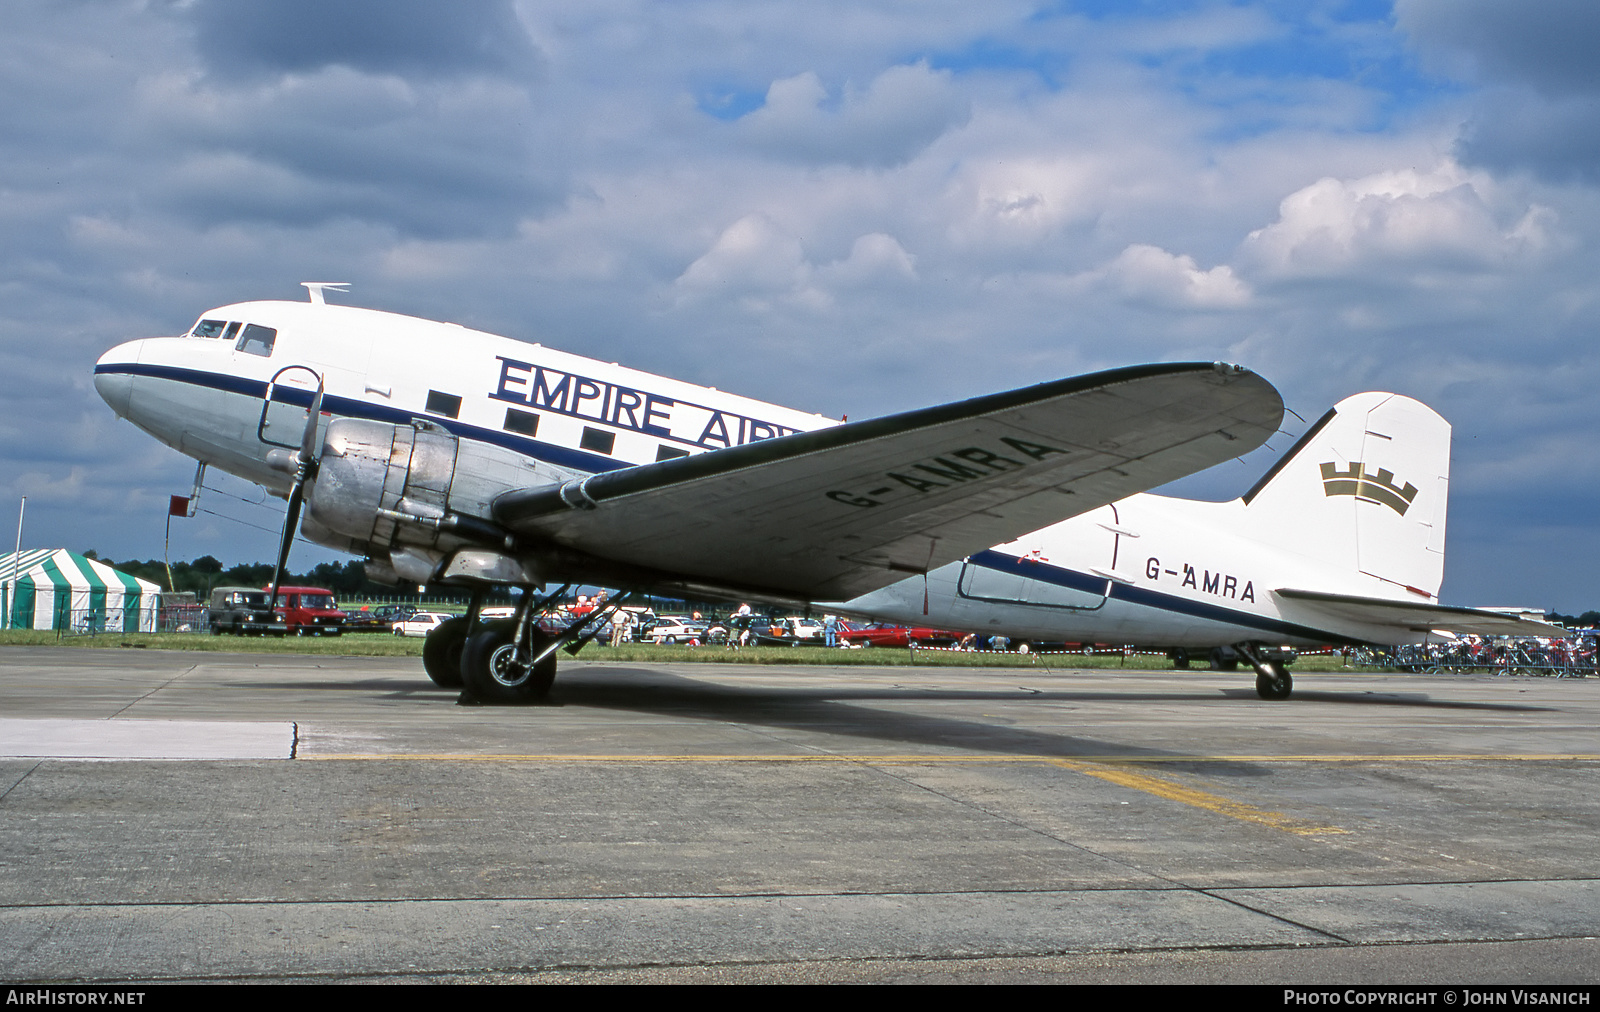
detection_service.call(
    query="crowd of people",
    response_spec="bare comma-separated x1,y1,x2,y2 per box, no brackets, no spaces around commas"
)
1367,633,1598,675
529,593,1600,675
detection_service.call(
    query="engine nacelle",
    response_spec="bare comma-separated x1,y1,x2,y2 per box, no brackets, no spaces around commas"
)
305,417,569,559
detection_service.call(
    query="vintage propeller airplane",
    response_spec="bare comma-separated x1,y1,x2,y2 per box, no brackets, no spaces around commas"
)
94,284,1557,703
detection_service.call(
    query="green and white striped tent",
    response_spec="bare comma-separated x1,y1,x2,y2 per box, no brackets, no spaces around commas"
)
0,549,161,633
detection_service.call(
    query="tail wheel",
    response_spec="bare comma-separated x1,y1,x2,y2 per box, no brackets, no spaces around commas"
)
1255,663,1293,700
462,620,556,703
422,616,471,688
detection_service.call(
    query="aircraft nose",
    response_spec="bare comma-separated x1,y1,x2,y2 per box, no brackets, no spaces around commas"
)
94,339,144,418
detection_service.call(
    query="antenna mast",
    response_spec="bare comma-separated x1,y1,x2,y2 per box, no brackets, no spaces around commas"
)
301,282,351,305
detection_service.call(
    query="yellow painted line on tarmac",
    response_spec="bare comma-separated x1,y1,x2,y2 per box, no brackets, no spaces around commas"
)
300,751,1600,837
301,752,1600,763
1046,758,1348,836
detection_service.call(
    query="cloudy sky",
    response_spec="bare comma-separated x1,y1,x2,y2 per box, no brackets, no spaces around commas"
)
3,0,1597,611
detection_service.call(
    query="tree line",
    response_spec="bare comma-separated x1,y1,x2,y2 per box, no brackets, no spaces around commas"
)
81,552,393,599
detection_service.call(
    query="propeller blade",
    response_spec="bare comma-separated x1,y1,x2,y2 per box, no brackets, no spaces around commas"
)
299,378,325,463
268,479,306,612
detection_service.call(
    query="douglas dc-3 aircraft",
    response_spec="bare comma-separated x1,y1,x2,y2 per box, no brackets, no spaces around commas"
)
94,284,1559,703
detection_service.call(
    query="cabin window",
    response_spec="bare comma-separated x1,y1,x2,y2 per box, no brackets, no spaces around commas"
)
426,390,462,419
235,324,276,357
656,445,689,462
580,427,615,455
192,319,228,339
503,408,538,436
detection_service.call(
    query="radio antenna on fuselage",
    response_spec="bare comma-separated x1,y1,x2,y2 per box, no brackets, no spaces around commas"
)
301,282,351,305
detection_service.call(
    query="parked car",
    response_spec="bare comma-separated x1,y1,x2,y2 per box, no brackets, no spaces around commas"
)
644,619,707,644
264,586,346,636
207,586,286,636
727,615,817,646
836,621,964,648
780,617,826,642
393,612,450,638
344,603,416,632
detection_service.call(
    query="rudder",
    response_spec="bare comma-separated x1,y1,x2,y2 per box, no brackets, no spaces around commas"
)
1239,392,1451,600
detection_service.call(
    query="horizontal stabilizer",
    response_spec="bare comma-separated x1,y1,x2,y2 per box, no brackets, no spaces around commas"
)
496,363,1283,601
1275,589,1566,639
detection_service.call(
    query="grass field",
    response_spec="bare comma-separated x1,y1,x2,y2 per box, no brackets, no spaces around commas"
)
0,629,1369,671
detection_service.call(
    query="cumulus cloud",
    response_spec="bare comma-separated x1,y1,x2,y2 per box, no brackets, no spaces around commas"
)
1396,0,1600,96
736,62,969,167
1080,244,1250,310
130,66,567,239
1398,0,1600,183
188,0,542,82
674,215,809,300
818,233,918,287
673,216,917,310
1239,163,1554,279
4,1,1600,610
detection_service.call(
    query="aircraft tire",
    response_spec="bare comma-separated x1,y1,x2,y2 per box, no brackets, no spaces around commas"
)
1255,664,1293,700
461,622,556,704
1210,648,1238,671
422,617,471,688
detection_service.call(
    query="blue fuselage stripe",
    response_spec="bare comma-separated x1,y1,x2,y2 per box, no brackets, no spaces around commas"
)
967,550,1358,646
95,362,631,475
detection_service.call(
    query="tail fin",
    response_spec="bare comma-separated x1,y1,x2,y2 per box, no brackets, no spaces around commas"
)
1240,392,1451,600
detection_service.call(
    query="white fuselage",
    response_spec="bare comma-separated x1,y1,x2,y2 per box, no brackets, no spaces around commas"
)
839,495,1424,649
95,300,837,494
96,299,1432,650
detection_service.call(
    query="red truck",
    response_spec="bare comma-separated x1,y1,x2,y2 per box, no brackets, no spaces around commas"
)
263,586,347,636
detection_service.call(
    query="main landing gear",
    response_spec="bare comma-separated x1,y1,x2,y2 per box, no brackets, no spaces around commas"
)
462,619,557,703
1234,642,1294,700
422,616,471,688
421,585,634,704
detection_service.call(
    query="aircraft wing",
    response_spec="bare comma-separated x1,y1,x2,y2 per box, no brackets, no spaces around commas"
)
1274,589,1567,639
494,362,1282,601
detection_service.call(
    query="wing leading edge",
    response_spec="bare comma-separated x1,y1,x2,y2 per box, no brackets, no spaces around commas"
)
494,362,1284,600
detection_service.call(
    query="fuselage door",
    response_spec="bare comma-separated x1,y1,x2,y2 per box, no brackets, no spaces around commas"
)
955,505,1119,611
258,365,326,451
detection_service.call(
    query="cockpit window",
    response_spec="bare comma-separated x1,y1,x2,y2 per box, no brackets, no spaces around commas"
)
224,321,242,341
192,319,228,339
235,324,277,357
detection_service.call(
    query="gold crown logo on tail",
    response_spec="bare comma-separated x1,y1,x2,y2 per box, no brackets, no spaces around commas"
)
1319,461,1418,515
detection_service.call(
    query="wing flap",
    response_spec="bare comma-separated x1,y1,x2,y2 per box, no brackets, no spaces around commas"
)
1275,588,1565,638
495,362,1282,600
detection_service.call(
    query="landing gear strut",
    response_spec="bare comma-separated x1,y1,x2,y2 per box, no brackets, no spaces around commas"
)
451,585,634,705
1234,642,1294,700
1254,665,1293,700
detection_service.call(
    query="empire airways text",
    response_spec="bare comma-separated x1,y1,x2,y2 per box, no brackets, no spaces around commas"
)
492,355,801,450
